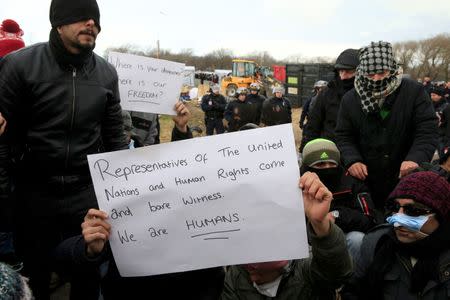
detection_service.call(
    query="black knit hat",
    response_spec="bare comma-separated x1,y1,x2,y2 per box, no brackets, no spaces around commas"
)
430,86,445,97
335,49,360,70
50,0,101,31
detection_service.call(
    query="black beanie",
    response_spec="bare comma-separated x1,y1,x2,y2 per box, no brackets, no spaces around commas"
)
335,48,359,70
50,0,101,31
430,86,445,97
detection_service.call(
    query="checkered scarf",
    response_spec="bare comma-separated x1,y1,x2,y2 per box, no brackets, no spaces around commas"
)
355,41,403,114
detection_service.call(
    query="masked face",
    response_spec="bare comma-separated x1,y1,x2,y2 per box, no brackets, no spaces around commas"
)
339,69,356,80
305,162,340,191
386,198,439,243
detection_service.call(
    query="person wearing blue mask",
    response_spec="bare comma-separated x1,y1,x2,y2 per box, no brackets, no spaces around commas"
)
341,171,450,300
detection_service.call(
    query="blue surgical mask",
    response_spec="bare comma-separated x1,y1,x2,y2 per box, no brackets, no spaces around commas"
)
386,213,431,232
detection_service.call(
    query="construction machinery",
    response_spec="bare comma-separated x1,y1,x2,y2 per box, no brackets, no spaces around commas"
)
220,59,280,97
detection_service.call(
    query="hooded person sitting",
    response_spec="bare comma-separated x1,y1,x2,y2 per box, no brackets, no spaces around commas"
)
221,172,352,300
342,171,450,299
301,138,379,233
301,138,379,260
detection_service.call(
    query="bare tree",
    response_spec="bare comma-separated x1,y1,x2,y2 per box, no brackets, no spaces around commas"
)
394,33,450,81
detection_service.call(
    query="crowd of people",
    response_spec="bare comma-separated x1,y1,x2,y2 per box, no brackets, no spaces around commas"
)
0,0,449,299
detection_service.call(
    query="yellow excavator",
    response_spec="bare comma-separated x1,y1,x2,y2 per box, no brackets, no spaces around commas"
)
220,59,280,97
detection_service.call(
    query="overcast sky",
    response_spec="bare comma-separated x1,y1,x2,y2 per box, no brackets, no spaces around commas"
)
3,0,449,60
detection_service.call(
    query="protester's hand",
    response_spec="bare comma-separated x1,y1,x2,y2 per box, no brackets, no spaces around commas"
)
300,171,333,237
326,212,336,223
172,101,190,133
399,161,418,178
0,113,7,135
348,162,368,180
82,209,111,257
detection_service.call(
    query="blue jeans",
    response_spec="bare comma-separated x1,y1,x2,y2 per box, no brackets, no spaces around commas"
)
345,231,365,262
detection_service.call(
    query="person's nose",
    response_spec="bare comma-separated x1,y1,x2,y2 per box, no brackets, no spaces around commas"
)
85,19,95,27
371,74,383,80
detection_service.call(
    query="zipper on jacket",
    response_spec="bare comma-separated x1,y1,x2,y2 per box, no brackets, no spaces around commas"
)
65,68,76,170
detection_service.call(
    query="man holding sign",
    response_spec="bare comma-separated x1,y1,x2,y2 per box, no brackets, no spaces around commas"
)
221,171,352,299
57,171,351,299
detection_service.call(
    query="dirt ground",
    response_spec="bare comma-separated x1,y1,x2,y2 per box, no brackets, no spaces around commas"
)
159,100,303,150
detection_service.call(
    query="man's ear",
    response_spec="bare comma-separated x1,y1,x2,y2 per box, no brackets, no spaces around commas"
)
56,26,63,34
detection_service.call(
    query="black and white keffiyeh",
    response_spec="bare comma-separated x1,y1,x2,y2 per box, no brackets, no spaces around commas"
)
355,41,403,114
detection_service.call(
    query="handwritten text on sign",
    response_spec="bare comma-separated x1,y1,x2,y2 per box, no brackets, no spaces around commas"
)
108,51,185,115
87,124,308,277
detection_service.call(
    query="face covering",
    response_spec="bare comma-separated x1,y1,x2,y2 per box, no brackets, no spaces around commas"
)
341,77,355,92
386,213,432,232
305,167,341,192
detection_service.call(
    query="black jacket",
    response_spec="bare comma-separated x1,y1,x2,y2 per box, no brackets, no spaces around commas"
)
303,79,352,149
441,105,450,148
245,93,265,124
260,96,292,126
335,78,438,205
0,42,128,174
0,43,128,228
224,99,259,132
303,166,378,233
435,100,450,147
201,93,227,119
328,169,378,232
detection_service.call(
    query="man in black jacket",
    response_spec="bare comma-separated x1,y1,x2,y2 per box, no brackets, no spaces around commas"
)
301,49,359,152
260,86,292,126
201,84,227,135
246,83,266,125
335,41,438,208
224,88,259,132
0,0,129,298
430,86,449,157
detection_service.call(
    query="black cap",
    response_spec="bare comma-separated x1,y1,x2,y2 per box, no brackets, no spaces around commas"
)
50,0,101,31
430,86,445,97
335,48,359,70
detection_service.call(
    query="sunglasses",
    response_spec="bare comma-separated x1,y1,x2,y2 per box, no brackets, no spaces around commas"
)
385,200,433,217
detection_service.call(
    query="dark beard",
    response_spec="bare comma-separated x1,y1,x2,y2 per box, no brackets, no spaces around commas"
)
49,28,93,68
73,30,97,52
71,39,96,53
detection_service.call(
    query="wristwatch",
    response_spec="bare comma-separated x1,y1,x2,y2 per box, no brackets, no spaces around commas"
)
331,210,340,218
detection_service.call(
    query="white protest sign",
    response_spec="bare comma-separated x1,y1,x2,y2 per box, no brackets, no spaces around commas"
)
87,124,308,277
108,52,185,115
